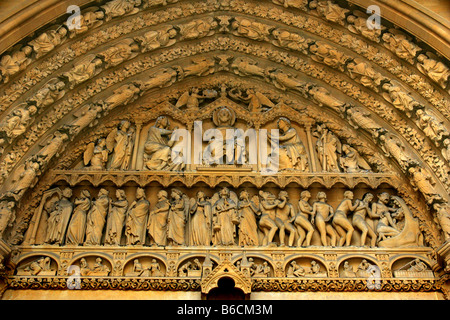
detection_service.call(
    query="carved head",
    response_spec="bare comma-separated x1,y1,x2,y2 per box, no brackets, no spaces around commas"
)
62,188,72,199
316,191,327,201
300,190,311,199
343,191,353,199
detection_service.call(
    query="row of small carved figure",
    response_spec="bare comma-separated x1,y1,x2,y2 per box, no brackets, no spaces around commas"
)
31,185,416,248
16,255,432,279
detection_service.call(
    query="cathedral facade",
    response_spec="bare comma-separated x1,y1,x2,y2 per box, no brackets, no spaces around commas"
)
0,0,449,300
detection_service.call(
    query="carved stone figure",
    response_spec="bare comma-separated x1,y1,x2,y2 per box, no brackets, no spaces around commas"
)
342,104,382,136
65,190,91,245
378,196,423,247
308,85,345,111
135,26,177,53
408,166,436,197
178,18,217,40
36,131,70,166
27,79,66,109
347,12,385,43
97,39,139,69
332,191,357,247
212,188,238,246
311,192,337,246
415,109,448,145
167,189,189,246
62,103,103,136
1,104,38,139
101,0,141,21
352,193,377,247
416,54,450,89
287,261,306,277
107,120,135,170
84,188,110,246
0,46,32,83
339,144,371,173
178,57,215,79
231,57,266,78
269,117,309,171
28,27,67,58
229,88,275,112
125,188,149,246
382,32,421,64
21,257,54,276
61,54,103,89
175,87,217,110
9,158,41,198
309,0,349,25
310,41,350,72
347,58,385,92
44,188,73,245
84,138,108,170
340,261,356,278
0,201,16,239
104,189,128,245
381,82,420,116
231,17,274,42
258,190,280,246
203,106,245,165
272,0,308,9
147,190,169,246
378,133,410,168
66,9,104,38
372,192,400,242
267,68,307,93
143,115,177,170
101,83,142,111
314,124,341,172
275,191,297,247
295,191,315,247
237,191,259,246
143,68,178,91
272,29,310,54
189,191,212,246
433,202,450,240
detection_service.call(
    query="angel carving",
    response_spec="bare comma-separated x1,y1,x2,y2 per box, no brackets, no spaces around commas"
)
134,26,177,53
339,144,371,173
175,87,218,110
177,17,218,40
83,138,108,170
106,120,135,170
231,17,274,42
229,88,275,112
230,57,266,78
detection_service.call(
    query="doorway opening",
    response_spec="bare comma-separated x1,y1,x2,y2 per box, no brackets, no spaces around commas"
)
204,277,249,300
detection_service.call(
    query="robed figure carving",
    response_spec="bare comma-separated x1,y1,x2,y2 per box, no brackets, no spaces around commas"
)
143,116,177,170
211,188,239,246
189,191,212,246
44,188,74,245
65,190,91,245
314,124,342,172
104,189,128,245
237,190,260,246
147,190,170,246
269,117,309,171
125,188,149,245
107,120,135,170
167,189,190,246
84,188,110,246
